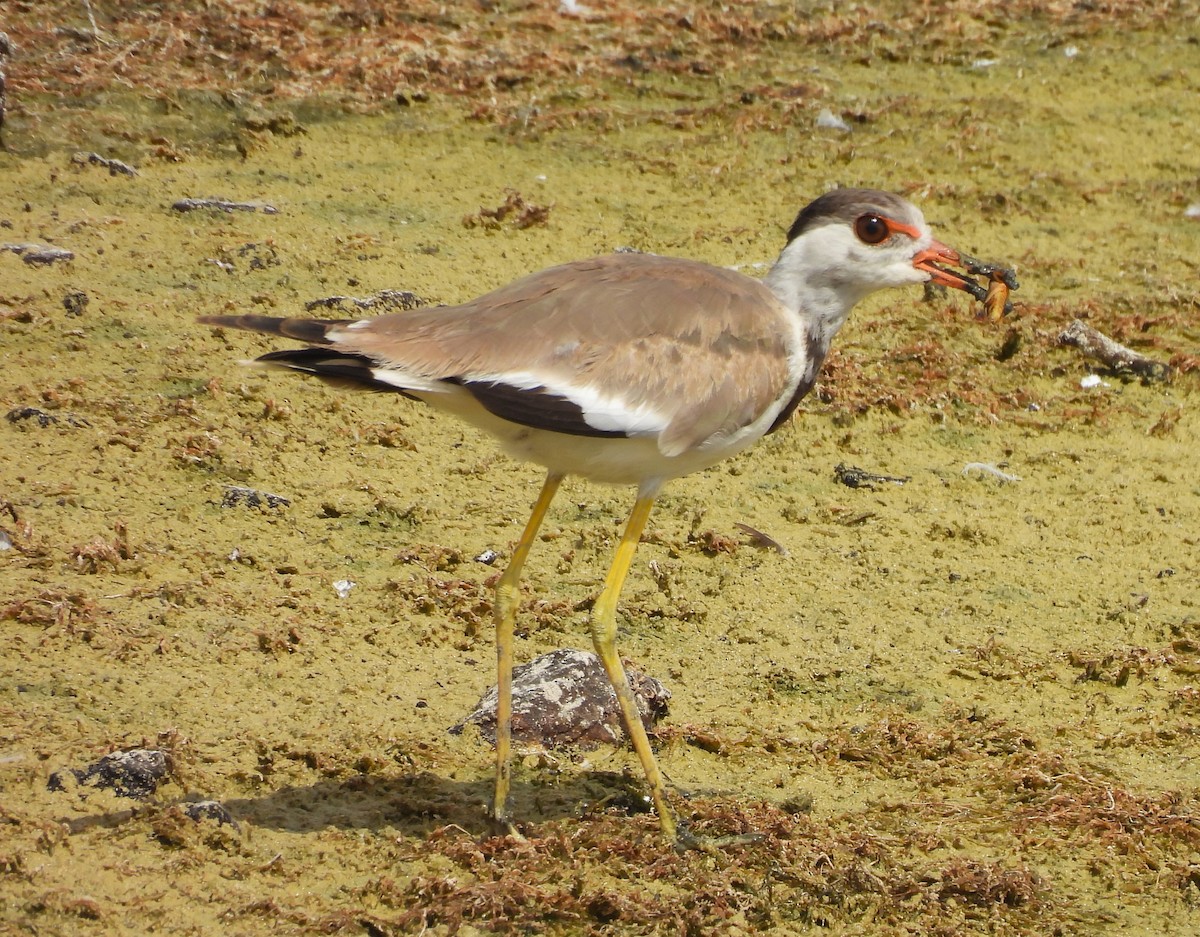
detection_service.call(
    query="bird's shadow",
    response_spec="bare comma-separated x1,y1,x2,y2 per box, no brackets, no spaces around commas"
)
62,769,651,839
224,768,650,836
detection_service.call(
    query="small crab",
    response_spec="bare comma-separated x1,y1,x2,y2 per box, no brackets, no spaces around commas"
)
928,253,1019,320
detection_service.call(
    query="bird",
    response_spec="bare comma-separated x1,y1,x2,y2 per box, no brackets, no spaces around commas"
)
200,187,991,845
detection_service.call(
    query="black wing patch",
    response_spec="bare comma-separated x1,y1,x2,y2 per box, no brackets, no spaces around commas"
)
452,379,628,438
765,374,816,435
258,350,629,437
765,328,827,435
257,348,419,397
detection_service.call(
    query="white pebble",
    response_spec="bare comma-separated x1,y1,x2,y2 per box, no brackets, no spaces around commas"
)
816,108,850,132
962,463,1021,483
1080,374,1104,389
333,579,357,599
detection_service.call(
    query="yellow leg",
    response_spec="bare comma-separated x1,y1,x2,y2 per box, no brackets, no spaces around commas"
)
493,471,563,829
590,491,680,843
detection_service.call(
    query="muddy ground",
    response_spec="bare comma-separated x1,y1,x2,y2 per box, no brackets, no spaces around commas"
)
1,2,1199,935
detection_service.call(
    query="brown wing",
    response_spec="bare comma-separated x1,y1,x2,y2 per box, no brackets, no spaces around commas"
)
204,253,800,453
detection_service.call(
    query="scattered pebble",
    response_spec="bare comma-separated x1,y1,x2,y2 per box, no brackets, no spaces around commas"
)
48,748,170,799
332,579,356,599
71,151,139,177
451,648,671,748
183,800,236,826
63,289,88,317
172,197,279,215
474,549,500,565
971,58,999,69
7,406,57,427
6,406,90,428
220,486,291,509
305,289,427,313
1184,203,1200,220
0,529,12,551
1063,45,1079,58
815,108,850,131
210,241,279,272
1080,374,1105,389
2,242,74,265
962,463,1021,483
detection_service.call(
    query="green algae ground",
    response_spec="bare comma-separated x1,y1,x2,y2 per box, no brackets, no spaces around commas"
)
2,3,1199,934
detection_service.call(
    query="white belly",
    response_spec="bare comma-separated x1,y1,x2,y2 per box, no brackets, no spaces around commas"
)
411,385,771,488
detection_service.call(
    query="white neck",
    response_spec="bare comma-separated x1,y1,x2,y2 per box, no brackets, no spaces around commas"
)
762,220,933,364
762,234,866,364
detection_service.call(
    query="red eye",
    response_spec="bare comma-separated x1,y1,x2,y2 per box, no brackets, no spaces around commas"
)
854,214,891,245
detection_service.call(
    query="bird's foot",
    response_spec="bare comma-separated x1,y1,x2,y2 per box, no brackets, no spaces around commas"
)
489,811,527,841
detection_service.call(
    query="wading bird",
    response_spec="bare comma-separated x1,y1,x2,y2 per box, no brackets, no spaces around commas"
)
201,188,1001,845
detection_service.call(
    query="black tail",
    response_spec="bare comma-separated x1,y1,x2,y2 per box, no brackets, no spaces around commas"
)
201,314,421,396
255,347,420,397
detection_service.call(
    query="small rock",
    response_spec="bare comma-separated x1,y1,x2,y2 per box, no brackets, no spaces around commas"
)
183,800,236,826
71,151,139,177
220,486,290,509
451,648,671,748
6,406,90,428
48,748,170,799
63,289,89,317
815,108,850,132
7,406,56,427
172,197,279,215
2,242,74,265
304,289,427,313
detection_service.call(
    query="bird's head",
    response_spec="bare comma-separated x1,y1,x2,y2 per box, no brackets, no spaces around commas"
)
766,188,995,324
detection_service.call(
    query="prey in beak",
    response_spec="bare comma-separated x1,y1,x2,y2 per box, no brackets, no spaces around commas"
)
914,241,1020,320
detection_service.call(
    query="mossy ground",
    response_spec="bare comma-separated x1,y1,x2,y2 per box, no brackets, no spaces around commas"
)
2,3,1198,934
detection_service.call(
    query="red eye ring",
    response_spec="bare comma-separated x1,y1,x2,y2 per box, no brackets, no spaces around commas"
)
854,214,891,245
